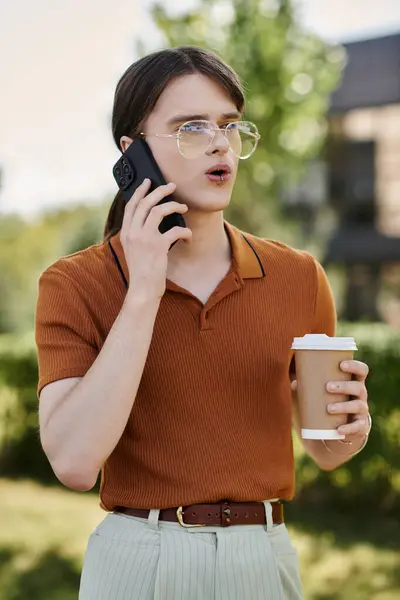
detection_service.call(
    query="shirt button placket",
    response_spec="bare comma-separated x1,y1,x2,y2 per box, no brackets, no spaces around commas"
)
200,309,211,330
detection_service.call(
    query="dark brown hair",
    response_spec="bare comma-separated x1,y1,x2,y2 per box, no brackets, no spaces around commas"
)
104,46,245,241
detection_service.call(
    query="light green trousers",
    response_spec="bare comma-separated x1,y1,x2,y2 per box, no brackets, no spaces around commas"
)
79,501,303,600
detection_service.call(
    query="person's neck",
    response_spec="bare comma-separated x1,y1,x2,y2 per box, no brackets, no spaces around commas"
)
167,211,231,274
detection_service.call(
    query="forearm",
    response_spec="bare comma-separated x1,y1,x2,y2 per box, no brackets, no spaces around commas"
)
43,291,160,486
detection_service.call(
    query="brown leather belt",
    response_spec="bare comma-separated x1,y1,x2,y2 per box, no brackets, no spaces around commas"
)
115,501,283,528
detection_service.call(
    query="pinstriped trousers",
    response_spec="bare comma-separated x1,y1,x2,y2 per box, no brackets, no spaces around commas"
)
78,501,303,600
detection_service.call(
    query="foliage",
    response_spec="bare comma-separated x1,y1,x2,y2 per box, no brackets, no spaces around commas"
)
0,479,102,600
0,546,80,600
0,202,108,334
0,344,54,483
145,0,344,237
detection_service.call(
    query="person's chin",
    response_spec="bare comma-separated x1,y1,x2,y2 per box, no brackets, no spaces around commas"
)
190,192,232,212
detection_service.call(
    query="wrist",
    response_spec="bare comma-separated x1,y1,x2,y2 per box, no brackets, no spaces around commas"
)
322,413,372,457
322,433,367,456
322,431,370,457
124,288,162,311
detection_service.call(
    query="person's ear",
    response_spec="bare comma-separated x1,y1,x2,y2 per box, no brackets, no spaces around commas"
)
120,136,133,153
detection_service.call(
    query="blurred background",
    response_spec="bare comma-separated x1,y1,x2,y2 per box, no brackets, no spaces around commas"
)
1,0,400,598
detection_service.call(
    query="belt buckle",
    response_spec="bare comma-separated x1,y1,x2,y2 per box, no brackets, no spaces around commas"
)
176,506,206,528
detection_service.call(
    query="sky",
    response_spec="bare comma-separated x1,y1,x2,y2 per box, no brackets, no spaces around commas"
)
1,0,400,219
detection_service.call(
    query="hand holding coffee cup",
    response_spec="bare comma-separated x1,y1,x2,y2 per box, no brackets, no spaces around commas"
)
324,358,370,441
291,334,359,440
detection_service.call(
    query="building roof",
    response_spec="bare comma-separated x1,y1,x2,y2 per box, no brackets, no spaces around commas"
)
330,33,400,113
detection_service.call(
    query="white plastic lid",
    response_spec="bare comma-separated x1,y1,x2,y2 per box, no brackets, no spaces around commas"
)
291,334,357,351
301,428,346,440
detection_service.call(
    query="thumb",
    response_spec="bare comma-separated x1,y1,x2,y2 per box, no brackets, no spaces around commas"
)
291,379,298,392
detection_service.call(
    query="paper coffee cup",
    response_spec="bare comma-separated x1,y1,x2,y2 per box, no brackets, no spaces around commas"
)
291,334,358,440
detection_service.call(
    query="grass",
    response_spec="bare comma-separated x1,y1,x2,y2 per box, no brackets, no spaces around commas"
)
0,479,103,559
0,479,400,599
0,479,103,600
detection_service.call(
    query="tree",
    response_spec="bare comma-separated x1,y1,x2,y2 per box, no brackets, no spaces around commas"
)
0,202,108,334
141,0,344,239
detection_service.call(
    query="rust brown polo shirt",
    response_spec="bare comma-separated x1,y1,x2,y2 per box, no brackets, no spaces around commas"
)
35,221,336,510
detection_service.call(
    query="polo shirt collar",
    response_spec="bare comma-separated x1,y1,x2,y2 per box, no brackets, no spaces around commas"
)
224,221,265,279
108,220,265,288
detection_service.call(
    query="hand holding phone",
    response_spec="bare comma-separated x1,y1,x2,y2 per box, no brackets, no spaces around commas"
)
112,139,186,234
119,178,191,300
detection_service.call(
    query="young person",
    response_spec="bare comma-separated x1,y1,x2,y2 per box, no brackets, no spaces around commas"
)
35,46,371,600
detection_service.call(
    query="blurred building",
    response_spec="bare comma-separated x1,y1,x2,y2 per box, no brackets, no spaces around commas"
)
283,33,400,324
325,32,400,322
328,33,400,239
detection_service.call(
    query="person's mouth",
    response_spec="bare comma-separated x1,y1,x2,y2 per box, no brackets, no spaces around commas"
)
205,163,232,183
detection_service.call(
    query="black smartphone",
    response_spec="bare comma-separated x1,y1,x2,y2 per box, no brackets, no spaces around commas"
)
112,138,186,235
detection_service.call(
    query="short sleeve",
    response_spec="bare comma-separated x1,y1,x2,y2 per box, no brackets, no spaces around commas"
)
312,260,337,336
35,266,99,398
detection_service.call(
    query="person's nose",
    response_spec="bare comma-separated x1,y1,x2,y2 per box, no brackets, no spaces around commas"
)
207,127,231,156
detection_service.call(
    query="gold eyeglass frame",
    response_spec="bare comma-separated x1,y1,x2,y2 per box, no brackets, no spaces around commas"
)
140,119,260,160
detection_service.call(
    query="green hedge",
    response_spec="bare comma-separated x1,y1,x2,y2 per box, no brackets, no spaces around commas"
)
0,325,399,513
0,337,55,483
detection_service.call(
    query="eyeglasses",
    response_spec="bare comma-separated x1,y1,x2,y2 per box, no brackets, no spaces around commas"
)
140,120,260,160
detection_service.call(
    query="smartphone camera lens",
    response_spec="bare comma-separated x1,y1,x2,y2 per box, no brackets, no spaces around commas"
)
123,164,130,175
115,167,121,177
120,178,126,188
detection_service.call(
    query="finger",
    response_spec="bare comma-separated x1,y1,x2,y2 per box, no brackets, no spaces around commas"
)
163,225,193,247
337,416,370,437
291,380,298,392
326,380,367,399
121,178,151,233
145,201,188,231
327,399,369,415
340,359,369,380
134,183,176,227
